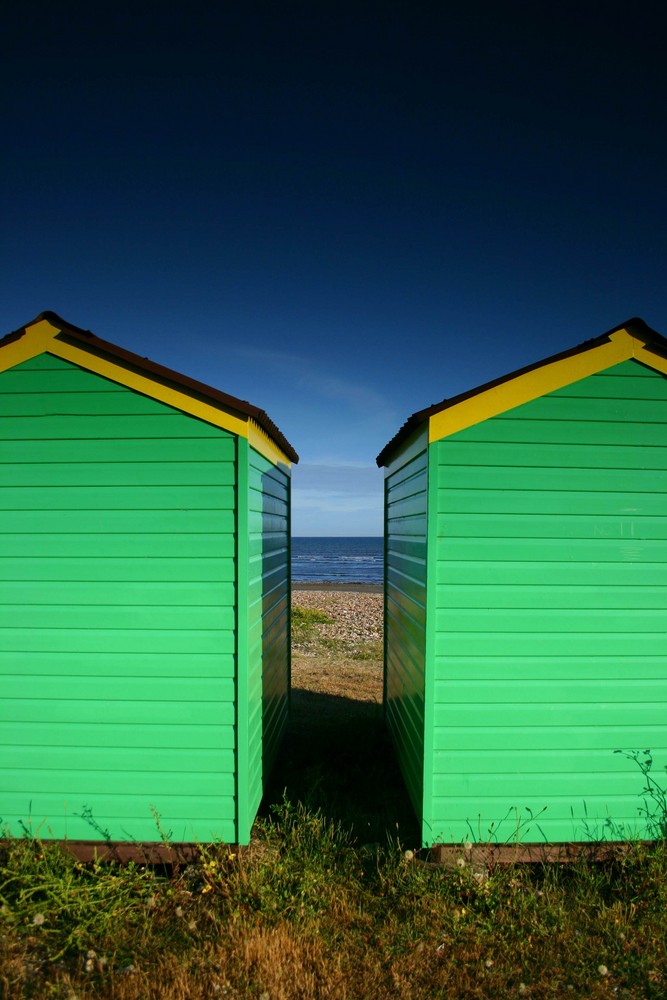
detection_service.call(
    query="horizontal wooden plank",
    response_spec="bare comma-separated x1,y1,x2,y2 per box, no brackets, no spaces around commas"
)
436,607,667,633
387,587,426,632
385,701,424,777
430,792,647,820
554,371,667,400
435,631,667,656
438,488,667,516
434,747,667,775
249,467,289,501
0,436,235,464
437,535,667,563
433,655,667,681
429,809,647,844
433,701,667,727
435,583,667,610
0,744,234,773
0,390,184,418
0,485,236,510
386,622,424,673
385,559,426,594
447,418,667,448
500,394,667,424
386,492,428,520
0,580,235,607
0,767,235,797
258,530,290,552
4,535,237,568
433,677,667,703
0,461,235,488
1,675,235,702
436,512,667,540
0,413,224,439
432,723,667,753
386,467,428,505
0,605,235,630
0,556,235,583
253,512,289,535
386,514,429,537
0,815,238,844
440,440,667,471
0,628,232,654
386,536,427,560
437,560,667,587
0,511,236,535
0,699,236,726
0,365,126,394
439,465,667,493
249,493,288,518
386,557,426,593
1,721,235,750
386,627,425,673
0,651,235,676
386,547,427,574
386,644,426,697
431,770,646,799
1,792,236,821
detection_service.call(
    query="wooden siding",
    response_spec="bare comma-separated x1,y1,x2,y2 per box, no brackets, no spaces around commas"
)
384,428,429,825
429,360,667,845
0,354,238,843
241,446,290,841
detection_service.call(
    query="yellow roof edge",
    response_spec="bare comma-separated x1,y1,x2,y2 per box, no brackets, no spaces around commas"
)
0,314,299,462
428,326,643,442
248,418,293,471
376,318,666,464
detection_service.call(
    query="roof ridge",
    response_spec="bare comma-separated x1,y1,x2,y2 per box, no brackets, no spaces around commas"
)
1,312,299,464
376,317,666,467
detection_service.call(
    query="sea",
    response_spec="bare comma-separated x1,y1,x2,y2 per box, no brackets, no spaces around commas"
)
291,536,384,584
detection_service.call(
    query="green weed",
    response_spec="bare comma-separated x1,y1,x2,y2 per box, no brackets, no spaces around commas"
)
291,604,335,646
614,749,667,840
2,814,667,998
292,604,382,659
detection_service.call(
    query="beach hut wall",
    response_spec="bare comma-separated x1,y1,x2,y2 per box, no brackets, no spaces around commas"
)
0,312,298,849
377,318,667,849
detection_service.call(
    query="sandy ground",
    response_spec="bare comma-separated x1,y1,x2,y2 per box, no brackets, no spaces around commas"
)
292,581,382,593
261,582,419,843
291,584,383,702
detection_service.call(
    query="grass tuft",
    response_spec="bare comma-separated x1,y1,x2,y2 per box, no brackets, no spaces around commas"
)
3,617,667,997
2,826,667,997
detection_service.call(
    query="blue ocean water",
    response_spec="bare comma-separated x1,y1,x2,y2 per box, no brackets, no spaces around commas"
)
291,536,384,584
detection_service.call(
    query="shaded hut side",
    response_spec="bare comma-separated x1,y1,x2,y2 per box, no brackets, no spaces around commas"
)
378,319,667,849
0,312,297,848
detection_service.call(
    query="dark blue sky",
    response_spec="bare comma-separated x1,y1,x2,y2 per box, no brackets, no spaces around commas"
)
3,2,666,534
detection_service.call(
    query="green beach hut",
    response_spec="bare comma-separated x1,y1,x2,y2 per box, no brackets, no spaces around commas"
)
0,311,298,853
377,318,667,852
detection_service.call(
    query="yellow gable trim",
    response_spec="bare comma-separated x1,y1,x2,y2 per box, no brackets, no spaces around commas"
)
1,316,249,439
428,328,662,443
52,339,250,438
0,318,57,370
633,339,667,376
248,419,292,471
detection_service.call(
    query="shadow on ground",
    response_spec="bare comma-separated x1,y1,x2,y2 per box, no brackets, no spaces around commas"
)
262,685,420,850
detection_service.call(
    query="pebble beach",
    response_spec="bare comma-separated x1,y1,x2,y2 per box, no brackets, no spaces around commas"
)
291,583,383,655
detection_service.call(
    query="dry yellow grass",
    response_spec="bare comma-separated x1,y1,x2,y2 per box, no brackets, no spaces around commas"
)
2,590,667,998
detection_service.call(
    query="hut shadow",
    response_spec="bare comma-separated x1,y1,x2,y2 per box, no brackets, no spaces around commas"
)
261,685,420,849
